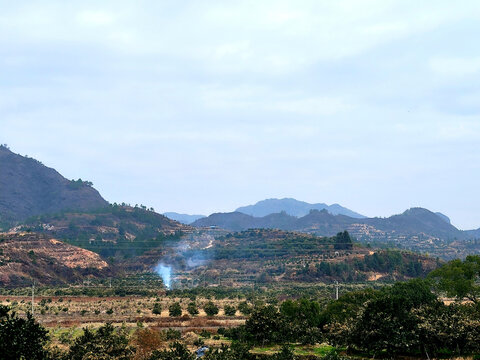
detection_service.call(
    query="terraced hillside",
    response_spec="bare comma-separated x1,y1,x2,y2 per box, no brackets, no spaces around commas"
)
15,205,189,259
138,229,439,288
0,232,111,286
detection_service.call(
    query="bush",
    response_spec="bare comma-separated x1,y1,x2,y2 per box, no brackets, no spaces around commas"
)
237,301,252,315
224,305,236,316
134,327,163,360
204,301,219,316
200,329,211,338
169,302,182,317
193,338,205,347
152,302,162,315
149,341,195,360
164,328,181,340
187,302,199,316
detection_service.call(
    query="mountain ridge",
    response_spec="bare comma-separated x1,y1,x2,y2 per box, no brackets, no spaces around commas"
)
163,212,206,224
236,197,366,218
192,207,478,259
0,146,108,226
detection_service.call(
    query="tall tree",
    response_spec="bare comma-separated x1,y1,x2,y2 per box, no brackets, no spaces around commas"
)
0,306,49,360
429,255,480,304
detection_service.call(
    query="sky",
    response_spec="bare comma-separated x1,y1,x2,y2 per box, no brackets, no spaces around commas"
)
1,1,480,229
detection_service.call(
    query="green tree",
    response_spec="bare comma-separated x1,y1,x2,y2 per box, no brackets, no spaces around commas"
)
429,255,480,304
224,305,236,316
0,306,49,360
333,231,353,250
187,302,199,316
414,302,480,357
280,299,323,344
204,301,219,316
169,302,182,317
67,323,133,360
152,302,162,315
237,301,252,315
346,280,438,355
148,341,195,360
244,305,285,345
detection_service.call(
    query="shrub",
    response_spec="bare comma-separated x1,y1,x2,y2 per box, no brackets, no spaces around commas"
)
193,338,204,347
224,305,236,316
200,329,211,338
134,327,163,360
169,302,182,317
237,301,252,315
187,302,199,316
148,341,195,360
164,328,181,340
152,302,162,315
204,301,219,316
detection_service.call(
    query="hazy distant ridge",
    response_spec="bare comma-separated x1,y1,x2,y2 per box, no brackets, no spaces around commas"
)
236,198,366,218
193,207,466,242
163,212,206,224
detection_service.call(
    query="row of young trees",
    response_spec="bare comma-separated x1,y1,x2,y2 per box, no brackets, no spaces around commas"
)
153,301,229,317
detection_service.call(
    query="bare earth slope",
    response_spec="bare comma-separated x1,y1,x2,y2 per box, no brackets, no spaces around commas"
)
0,232,110,286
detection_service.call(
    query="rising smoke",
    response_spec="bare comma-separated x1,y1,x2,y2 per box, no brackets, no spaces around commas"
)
154,263,172,289
153,233,214,289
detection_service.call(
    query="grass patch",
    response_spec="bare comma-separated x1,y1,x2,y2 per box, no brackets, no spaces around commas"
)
252,344,335,356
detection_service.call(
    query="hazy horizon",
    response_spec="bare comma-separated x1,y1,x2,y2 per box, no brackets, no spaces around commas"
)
1,1,479,229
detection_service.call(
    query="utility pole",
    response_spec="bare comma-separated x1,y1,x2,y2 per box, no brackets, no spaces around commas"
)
31,280,35,316
334,280,339,300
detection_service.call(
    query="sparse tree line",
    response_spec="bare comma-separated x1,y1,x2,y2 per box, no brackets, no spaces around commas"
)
1,256,480,359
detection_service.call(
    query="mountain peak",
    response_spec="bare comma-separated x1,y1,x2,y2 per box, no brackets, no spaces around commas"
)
235,198,365,218
0,148,108,225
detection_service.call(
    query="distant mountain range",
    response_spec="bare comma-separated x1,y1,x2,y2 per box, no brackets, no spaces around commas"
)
236,198,366,218
192,207,457,236
0,145,107,225
192,207,480,259
163,212,206,224
2,146,480,264
163,198,365,224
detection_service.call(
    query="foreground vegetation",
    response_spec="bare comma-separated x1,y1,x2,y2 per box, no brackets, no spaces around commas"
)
1,256,480,359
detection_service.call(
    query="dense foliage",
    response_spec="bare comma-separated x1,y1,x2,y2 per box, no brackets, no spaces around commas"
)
429,254,480,303
67,323,134,360
0,305,49,360
1,257,480,359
